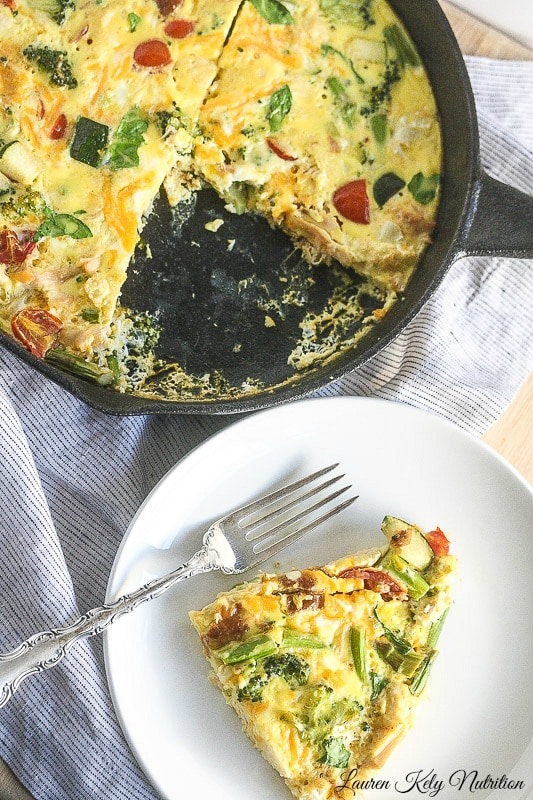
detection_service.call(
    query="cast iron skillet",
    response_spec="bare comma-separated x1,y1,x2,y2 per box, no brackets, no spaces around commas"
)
2,0,532,414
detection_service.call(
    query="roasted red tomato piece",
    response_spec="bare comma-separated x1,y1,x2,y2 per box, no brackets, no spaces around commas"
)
49,113,68,140
164,19,195,38
0,229,36,266
11,309,63,358
133,39,172,68
425,527,450,557
338,567,406,600
332,179,370,225
266,137,297,161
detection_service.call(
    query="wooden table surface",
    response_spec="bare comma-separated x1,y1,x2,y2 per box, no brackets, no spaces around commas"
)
0,4,531,800
438,1,533,488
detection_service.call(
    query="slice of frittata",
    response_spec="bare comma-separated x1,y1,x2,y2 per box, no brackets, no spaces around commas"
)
0,0,243,357
195,0,442,293
190,516,456,800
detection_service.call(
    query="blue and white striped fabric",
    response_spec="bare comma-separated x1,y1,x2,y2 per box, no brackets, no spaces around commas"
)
0,57,532,800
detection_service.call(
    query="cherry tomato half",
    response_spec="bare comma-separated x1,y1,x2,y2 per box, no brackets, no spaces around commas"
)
332,179,370,225
11,309,63,358
164,19,195,38
133,39,172,68
425,528,450,557
0,229,36,266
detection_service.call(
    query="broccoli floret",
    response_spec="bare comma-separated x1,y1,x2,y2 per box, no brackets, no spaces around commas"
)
237,675,267,703
28,0,75,25
318,736,351,768
236,653,310,702
154,104,191,137
23,45,77,89
360,61,401,117
357,0,375,28
263,653,311,689
0,188,47,223
319,0,375,27
155,110,173,136
297,684,334,738
297,685,362,743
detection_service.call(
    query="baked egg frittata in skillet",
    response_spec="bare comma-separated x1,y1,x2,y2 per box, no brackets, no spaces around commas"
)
0,0,442,395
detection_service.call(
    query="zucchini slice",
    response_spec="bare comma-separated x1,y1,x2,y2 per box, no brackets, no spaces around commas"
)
381,515,434,570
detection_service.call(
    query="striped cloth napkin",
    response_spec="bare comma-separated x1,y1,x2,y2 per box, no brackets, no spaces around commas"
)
0,56,532,800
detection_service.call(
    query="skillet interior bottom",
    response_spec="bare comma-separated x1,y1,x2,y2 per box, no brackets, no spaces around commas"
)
118,188,396,402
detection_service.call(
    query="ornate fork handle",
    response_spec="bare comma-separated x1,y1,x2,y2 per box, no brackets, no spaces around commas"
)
0,546,216,708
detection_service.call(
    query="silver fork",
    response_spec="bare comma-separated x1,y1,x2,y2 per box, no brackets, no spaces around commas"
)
0,464,356,708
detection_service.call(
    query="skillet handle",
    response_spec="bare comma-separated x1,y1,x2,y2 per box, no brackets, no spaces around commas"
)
459,170,533,259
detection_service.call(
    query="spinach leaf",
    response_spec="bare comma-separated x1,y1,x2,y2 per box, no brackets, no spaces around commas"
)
320,43,364,84
248,0,293,25
106,108,148,170
127,12,141,31
267,84,292,132
34,210,92,240
373,172,405,207
408,172,440,205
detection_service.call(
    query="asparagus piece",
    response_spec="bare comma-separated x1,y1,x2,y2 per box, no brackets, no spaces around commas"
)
218,634,277,665
381,551,430,600
282,629,327,650
350,627,368,683
427,608,450,649
374,639,424,677
45,348,114,386
410,650,438,696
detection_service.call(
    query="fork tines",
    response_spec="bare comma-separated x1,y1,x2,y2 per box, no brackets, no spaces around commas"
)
238,464,358,555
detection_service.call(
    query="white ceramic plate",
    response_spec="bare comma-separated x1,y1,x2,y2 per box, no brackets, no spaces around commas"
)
104,397,533,800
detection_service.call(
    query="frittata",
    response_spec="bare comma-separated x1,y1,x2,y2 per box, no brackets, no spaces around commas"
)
190,516,456,800
0,0,442,392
